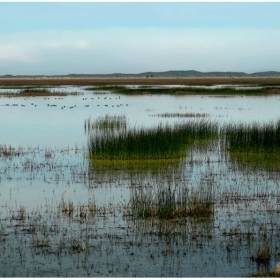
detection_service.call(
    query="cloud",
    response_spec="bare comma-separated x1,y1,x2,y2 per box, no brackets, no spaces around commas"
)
0,45,34,63
76,40,89,49
0,27,280,75
45,42,64,49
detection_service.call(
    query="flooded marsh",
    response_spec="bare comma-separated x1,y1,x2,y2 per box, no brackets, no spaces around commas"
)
1,85,280,276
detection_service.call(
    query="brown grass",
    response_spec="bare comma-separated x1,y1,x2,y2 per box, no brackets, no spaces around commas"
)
268,89,280,94
17,91,68,97
0,76,280,86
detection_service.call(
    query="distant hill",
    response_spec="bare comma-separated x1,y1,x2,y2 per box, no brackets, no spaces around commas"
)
1,70,280,78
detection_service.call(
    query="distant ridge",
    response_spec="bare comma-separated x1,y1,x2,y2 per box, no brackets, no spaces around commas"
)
1,70,280,78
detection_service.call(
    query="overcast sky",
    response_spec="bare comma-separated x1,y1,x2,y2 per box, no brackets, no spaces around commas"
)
1,2,280,75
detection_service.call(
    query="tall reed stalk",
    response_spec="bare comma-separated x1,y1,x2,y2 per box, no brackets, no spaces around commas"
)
223,120,280,153
88,120,218,160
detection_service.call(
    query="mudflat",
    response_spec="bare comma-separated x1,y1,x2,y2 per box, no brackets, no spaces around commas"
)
0,76,280,86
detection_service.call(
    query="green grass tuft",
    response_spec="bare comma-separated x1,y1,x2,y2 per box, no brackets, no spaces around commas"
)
88,119,218,160
130,183,213,220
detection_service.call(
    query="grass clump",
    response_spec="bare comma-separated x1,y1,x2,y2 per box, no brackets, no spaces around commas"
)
224,120,280,169
130,183,213,220
186,186,214,218
224,120,280,153
250,246,270,264
131,184,187,219
88,119,218,160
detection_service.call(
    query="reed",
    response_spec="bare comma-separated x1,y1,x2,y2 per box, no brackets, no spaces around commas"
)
130,182,213,220
224,120,280,153
88,119,218,160
186,185,214,218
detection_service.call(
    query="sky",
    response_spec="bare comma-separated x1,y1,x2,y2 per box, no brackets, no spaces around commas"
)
0,2,280,75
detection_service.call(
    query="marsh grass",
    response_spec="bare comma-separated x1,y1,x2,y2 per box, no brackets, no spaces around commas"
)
224,120,280,169
89,119,218,160
224,120,280,153
17,89,68,97
186,185,214,219
251,246,270,264
130,184,187,219
130,183,213,220
151,112,210,118
86,85,280,96
85,114,127,132
0,144,22,157
1,87,78,96
12,205,26,221
58,197,97,220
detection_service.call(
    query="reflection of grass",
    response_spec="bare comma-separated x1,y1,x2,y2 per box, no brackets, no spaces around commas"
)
229,151,280,170
87,158,185,186
89,120,218,160
86,85,280,96
89,158,183,172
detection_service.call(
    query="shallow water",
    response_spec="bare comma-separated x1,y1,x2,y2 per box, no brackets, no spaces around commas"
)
0,86,280,277
1,86,280,147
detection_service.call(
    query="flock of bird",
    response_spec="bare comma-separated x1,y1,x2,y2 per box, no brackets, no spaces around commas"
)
3,95,129,109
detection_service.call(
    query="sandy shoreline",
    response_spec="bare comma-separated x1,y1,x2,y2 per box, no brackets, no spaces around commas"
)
0,76,280,86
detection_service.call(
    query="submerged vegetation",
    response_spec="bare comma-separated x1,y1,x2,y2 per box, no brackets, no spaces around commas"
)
86,85,280,96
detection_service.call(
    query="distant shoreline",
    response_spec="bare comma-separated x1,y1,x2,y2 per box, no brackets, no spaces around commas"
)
0,76,280,86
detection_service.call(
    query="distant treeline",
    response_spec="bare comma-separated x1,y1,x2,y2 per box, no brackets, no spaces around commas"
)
1,70,280,78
